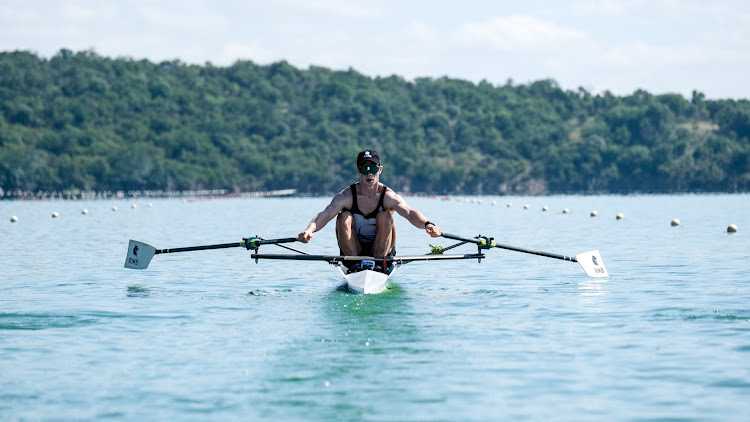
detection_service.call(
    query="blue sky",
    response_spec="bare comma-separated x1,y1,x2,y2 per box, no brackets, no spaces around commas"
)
2,0,749,99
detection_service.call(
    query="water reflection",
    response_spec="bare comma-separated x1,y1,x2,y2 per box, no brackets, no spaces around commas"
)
577,279,607,296
126,285,152,298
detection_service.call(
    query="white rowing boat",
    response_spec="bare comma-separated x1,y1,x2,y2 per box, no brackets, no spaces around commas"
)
123,234,609,294
336,261,395,294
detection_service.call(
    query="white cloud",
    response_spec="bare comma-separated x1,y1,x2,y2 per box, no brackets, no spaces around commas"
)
567,0,648,18
275,0,387,19
133,2,227,31
452,15,591,54
406,21,439,43
61,3,116,22
599,42,698,69
220,41,275,65
0,4,39,22
1,0,749,98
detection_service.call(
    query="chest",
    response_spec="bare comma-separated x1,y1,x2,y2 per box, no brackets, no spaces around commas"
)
354,190,382,215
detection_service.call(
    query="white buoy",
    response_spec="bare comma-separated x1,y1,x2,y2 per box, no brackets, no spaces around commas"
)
727,224,738,233
52,212,59,218
590,210,598,217
616,213,624,220
478,199,483,205
671,218,681,226
148,203,153,208
131,204,137,209
10,216,18,223
524,204,530,210
507,202,512,207
82,208,89,215
112,206,118,212
542,205,549,211
491,201,496,206
562,208,570,214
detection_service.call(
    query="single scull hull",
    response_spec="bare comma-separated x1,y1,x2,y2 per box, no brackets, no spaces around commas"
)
337,264,395,294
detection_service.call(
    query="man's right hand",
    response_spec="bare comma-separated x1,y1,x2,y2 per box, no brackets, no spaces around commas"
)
297,229,313,243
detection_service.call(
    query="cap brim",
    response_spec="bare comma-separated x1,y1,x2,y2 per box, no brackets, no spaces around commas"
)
357,160,380,166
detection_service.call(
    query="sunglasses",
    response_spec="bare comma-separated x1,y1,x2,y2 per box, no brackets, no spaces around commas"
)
358,165,380,175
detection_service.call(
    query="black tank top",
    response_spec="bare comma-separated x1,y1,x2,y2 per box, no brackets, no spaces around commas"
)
348,183,388,218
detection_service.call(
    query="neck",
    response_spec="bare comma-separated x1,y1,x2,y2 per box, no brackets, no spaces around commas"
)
358,181,380,195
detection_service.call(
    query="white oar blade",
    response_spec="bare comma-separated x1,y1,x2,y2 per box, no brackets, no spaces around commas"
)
576,250,609,278
124,240,156,270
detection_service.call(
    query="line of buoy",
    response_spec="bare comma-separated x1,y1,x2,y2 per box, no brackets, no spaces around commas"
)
8,202,158,222
3,199,739,239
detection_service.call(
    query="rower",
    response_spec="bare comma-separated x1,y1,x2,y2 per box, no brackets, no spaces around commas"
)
296,150,443,272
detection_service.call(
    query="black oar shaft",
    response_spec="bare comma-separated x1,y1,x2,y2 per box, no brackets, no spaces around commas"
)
156,242,242,254
491,243,576,262
441,233,576,262
154,237,298,255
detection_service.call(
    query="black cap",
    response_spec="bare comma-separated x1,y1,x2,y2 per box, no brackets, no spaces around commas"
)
356,150,380,166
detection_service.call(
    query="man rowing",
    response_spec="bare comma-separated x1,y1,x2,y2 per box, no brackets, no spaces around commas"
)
297,150,443,272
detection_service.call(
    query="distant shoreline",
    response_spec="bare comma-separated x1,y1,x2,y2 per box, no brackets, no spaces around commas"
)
0,188,297,201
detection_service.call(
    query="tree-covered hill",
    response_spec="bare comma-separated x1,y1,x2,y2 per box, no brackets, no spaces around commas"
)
1,49,749,196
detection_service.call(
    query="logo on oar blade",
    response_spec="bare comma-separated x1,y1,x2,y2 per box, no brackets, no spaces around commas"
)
132,244,139,257
592,255,599,266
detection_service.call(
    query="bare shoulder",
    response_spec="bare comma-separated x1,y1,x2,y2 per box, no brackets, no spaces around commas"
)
330,185,354,209
382,186,408,210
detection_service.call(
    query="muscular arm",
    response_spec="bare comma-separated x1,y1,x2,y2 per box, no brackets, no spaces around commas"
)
297,188,352,242
383,189,442,237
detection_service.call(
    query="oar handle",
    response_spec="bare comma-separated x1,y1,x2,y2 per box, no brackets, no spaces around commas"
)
441,233,490,247
441,233,577,262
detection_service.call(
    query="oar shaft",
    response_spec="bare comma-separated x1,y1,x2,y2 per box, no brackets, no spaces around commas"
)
441,233,577,262
491,242,577,262
156,242,243,254
154,237,298,255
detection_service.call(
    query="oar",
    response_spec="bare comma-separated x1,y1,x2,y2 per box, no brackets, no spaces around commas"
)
124,236,298,270
441,233,609,278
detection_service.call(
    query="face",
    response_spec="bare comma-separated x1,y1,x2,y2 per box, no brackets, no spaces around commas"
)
357,160,381,184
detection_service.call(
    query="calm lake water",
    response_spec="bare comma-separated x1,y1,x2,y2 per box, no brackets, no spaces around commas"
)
1,194,749,421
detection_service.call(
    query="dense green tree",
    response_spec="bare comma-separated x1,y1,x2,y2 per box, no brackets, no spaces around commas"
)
1,49,749,196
